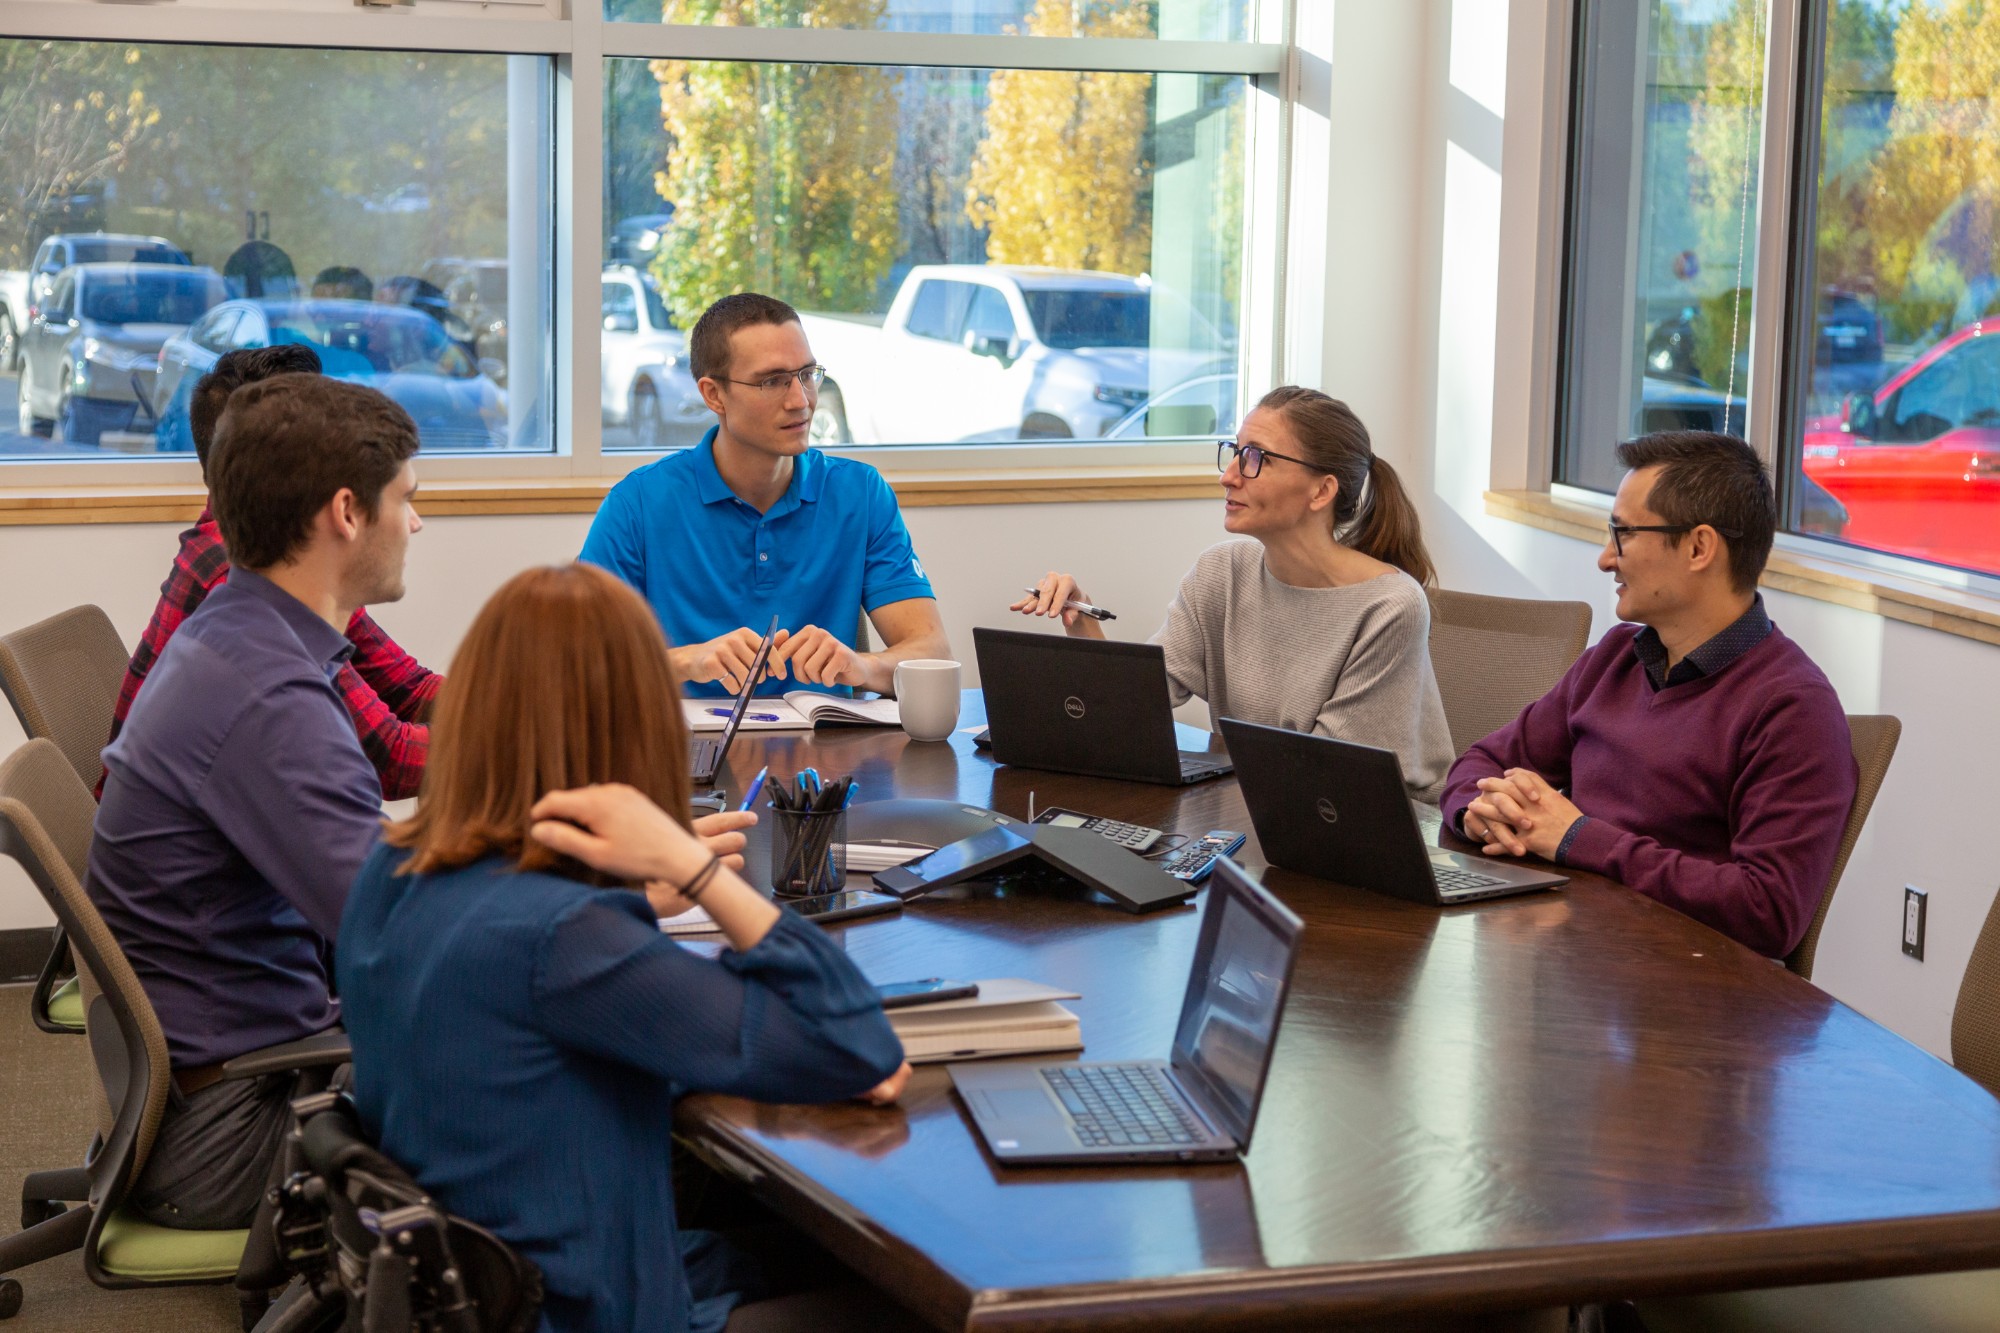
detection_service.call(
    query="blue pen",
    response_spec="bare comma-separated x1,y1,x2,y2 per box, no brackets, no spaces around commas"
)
707,706,783,723
801,768,822,802
738,766,769,812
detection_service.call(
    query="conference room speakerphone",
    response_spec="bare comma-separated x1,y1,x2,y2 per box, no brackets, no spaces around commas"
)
1029,806,1162,853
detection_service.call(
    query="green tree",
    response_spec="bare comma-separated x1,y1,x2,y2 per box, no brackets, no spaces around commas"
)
650,0,900,320
964,0,1157,274
0,41,159,267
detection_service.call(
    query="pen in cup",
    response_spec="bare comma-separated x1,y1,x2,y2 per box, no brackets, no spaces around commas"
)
707,706,783,723
1021,586,1116,622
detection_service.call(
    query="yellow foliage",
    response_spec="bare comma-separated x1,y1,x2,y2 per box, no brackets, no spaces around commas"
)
965,0,1157,275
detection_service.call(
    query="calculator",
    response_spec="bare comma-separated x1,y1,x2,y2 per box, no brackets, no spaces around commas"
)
1030,806,1161,853
1157,830,1248,883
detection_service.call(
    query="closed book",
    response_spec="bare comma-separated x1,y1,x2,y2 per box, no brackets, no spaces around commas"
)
885,978,1084,1064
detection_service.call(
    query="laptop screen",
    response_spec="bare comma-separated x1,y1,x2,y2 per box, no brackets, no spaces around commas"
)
1169,859,1302,1147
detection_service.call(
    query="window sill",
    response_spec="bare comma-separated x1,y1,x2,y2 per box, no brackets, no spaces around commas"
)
1485,489,2000,649
0,464,1221,527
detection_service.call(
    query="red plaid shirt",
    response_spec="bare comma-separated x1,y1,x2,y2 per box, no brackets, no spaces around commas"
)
102,509,441,800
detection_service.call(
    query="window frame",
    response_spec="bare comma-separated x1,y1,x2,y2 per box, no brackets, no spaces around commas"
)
0,0,1291,487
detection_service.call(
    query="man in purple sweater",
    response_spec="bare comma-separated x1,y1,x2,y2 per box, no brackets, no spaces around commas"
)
1442,432,1855,959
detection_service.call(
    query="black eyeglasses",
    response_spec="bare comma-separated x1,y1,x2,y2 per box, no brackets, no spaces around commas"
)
1217,439,1322,479
720,364,826,395
1605,520,1744,557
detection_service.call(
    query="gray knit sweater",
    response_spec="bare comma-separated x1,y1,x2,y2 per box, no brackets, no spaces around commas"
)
1151,540,1453,801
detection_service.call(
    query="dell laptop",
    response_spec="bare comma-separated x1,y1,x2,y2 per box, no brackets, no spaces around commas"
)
690,614,780,786
972,627,1232,786
1220,717,1567,905
949,856,1302,1164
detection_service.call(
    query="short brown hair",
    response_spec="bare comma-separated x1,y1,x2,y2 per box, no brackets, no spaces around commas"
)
191,344,323,475
384,563,693,881
689,291,800,383
208,375,419,571
1615,431,1775,592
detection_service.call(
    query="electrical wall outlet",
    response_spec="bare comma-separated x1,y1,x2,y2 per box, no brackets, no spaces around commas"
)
1903,886,1928,960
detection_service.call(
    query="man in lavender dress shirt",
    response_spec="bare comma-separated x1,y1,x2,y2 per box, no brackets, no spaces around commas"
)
1441,432,1856,959
89,375,423,1228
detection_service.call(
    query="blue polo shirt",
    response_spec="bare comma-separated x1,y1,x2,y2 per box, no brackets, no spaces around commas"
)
580,428,935,698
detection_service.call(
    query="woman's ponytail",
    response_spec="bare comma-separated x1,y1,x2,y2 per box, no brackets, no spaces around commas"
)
1350,454,1435,587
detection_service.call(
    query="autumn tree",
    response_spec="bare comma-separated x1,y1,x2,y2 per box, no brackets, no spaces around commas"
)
649,0,900,320
0,42,159,267
965,0,1157,275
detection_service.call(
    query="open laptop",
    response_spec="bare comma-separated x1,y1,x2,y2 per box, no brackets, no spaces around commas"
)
949,857,1301,1165
690,614,780,785
972,627,1232,786
1220,718,1567,905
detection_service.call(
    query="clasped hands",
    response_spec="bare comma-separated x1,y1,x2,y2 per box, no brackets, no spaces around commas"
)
1464,768,1584,862
676,624,866,691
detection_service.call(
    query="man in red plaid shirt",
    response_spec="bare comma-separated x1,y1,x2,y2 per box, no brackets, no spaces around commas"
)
102,346,441,800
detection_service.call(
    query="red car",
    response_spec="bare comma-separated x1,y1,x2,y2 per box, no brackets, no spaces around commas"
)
1802,321,2000,574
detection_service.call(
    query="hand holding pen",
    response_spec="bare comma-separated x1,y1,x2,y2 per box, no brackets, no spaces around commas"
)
1010,571,1114,639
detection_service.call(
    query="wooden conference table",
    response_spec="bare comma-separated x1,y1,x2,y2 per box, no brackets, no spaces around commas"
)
674,692,2000,1331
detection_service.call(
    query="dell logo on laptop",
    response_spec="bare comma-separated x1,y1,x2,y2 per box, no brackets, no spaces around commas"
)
1064,696,1086,719
1316,798,1339,824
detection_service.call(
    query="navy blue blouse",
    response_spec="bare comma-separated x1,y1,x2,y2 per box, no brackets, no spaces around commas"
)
336,841,905,1333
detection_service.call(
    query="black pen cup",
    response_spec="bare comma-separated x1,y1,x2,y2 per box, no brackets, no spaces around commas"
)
770,808,848,899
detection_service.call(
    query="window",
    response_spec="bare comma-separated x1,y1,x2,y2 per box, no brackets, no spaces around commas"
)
601,55,1248,449
1790,1,2000,576
0,39,551,459
1557,0,1766,495
1559,0,2000,583
604,0,1259,43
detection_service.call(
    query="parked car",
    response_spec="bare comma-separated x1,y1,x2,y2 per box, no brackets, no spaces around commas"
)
1,233,190,374
1106,372,1239,439
153,298,508,452
1802,321,2000,571
600,264,707,448
418,258,510,382
16,262,224,445
797,265,1230,445
608,211,674,265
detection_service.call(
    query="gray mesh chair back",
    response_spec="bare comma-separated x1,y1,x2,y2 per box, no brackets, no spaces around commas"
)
1952,885,2000,1098
0,739,176,1299
1426,589,1593,756
0,605,129,791
1785,715,1900,982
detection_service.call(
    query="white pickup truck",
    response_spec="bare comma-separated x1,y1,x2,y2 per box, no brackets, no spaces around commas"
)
798,265,1229,445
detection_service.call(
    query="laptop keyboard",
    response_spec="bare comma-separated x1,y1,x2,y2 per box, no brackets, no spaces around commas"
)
1432,865,1508,894
1041,1064,1201,1147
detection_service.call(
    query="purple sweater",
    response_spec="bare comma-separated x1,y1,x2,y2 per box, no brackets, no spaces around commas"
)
1441,624,1856,958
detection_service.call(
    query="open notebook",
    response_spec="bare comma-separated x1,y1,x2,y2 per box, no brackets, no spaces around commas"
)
681,695,900,732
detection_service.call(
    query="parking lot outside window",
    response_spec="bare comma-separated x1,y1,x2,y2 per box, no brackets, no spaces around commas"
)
0,42,552,461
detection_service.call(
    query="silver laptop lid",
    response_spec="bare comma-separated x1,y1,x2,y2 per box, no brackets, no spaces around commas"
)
1168,859,1304,1149
709,614,781,764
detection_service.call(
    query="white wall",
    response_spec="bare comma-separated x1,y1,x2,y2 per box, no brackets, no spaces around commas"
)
0,498,1227,930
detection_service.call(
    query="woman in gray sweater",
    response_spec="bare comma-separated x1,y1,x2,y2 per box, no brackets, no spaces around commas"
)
1012,387,1453,801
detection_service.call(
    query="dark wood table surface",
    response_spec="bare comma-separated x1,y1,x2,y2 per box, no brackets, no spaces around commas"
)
674,691,2000,1331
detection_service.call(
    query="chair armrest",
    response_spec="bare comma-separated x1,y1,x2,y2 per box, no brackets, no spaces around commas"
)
220,1028,352,1081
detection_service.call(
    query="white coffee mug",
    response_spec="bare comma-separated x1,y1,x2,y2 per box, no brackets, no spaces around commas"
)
893,659,961,742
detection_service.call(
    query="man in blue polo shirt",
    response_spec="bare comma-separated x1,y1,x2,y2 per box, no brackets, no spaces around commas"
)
580,292,950,698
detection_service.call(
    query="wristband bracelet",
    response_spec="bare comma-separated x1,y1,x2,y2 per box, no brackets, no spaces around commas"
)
681,854,723,903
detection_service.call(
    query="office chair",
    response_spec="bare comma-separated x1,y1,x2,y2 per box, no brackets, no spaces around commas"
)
1629,884,2000,1332
0,603,130,1037
1784,714,1900,981
1425,588,1593,756
0,738,351,1328
253,1094,543,1333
